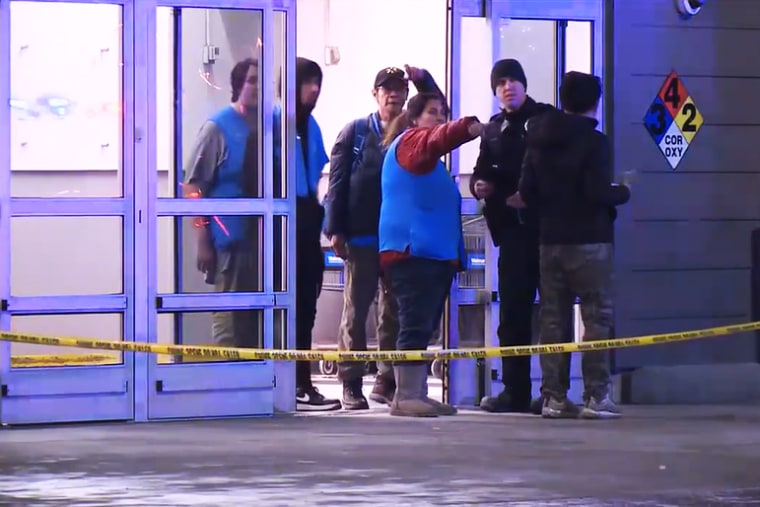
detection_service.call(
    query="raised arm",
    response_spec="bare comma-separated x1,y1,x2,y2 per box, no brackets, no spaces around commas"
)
407,65,448,115
395,117,480,174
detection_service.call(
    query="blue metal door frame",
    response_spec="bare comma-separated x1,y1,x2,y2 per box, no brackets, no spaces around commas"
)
446,0,487,408
139,0,297,420
0,0,297,425
0,0,138,425
447,0,605,407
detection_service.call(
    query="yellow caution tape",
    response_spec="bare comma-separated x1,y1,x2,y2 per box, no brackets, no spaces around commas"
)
1,320,758,362
10,354,118,367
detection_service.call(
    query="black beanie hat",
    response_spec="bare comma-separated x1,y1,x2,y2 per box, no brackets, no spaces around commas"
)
490,59,527,94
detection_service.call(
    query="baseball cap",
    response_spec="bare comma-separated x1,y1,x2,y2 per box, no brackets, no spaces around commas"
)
374,67,408,89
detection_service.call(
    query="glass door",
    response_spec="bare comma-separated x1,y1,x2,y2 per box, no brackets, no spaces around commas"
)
143,0,295,419
482,0,603,403
0,0,138,424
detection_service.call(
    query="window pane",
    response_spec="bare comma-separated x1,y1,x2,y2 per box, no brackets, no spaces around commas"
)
10,313,123,368
459,215,486,289
274,308,287,349
273,215,287,292
11,216,123,296
274,10,287,199
457,16,494,191
565,21,593,75
10,1,123,197
157,309,263,363
157,215,263,294
498,19,557,106
157,7,263,199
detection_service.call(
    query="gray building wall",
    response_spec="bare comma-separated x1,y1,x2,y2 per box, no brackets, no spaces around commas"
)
610,1,760,390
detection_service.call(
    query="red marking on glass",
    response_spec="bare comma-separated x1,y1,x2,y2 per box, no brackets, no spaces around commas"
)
180,184,229,236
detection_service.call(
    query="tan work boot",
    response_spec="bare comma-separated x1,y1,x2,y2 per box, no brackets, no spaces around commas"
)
420,367,457,416
390,363,439,418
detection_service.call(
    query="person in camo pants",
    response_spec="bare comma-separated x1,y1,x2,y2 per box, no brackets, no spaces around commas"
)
516,71,631,419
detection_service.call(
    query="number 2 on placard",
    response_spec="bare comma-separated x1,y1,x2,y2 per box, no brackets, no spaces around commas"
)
680,103,697,132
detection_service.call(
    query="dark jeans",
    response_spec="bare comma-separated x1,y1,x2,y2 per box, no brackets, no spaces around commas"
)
497,228,540,404
384,257,455,364
295,197,325,389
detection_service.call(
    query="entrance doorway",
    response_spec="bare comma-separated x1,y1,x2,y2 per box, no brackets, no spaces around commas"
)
448,0,604,407
0,0,296,424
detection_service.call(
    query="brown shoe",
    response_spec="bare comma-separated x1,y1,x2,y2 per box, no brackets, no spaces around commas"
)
368,372,396,405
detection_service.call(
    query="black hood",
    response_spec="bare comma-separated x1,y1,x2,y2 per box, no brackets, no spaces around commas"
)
296,57,322,126
527,110,598,150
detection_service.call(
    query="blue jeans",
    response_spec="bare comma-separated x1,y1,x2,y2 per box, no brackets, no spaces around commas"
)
384,257,456,364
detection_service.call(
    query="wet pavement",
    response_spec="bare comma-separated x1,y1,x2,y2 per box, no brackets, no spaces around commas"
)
1,404,759,506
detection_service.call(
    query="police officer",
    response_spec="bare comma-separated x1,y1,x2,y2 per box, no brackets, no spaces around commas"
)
471,59,572,414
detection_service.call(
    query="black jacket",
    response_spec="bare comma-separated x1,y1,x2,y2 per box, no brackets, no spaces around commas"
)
518,110,630,245
324,71,444,239
469,97,554,246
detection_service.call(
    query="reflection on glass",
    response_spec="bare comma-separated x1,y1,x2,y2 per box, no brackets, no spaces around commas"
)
499,19,557,106
11,313,123,367
156,7,264,198
158,215,263,294
11,216,123,296
273,215,287,292
565,21,593,75
157,309,263,363
273,10,287,199
10,2,123,197
274,308,287,349
459,215,487,289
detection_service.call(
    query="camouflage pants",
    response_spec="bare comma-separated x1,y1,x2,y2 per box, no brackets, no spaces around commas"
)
538,243,614,402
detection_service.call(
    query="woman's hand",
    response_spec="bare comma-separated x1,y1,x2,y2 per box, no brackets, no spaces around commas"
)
404,64,425,82
467,120,484,137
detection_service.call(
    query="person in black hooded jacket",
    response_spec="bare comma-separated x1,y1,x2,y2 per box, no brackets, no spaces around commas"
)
274,57,342,411
472,59,565,415
517,71,631,419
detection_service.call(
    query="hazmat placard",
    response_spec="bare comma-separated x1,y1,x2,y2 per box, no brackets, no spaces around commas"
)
643,71,703,170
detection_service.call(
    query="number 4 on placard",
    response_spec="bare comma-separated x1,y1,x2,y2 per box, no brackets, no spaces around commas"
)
663,75,682,111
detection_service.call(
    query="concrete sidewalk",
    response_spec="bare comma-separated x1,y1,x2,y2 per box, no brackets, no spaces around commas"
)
1,405,759,506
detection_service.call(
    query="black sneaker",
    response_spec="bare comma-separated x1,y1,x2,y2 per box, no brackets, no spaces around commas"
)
479,389,534,414
296,386,342,412
368,374,396,405
342,380,369,410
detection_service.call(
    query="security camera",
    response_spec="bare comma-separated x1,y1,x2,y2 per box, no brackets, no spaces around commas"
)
675,0,705,17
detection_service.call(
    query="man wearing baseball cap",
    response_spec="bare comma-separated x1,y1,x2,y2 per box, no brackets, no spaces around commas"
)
324,65,444,411
471,58,574,416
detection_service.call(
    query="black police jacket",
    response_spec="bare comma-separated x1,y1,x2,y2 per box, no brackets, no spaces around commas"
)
469,97,554,246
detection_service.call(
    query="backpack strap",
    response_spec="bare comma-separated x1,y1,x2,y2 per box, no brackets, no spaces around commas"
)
350,116,372,173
